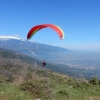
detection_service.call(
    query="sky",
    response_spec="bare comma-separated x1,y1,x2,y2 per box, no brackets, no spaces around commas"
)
0,0,100,51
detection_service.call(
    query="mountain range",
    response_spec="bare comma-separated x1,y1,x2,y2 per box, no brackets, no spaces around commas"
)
0,36,69,63
0,36,100,79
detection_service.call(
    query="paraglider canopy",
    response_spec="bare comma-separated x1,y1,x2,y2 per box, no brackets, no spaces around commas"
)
27,24,64,40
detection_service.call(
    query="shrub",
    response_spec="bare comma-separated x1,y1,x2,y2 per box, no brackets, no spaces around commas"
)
20,79,53,99
0,70,14,82
73,82,83,89
89,77,99,85
57,90,70,98
99,80,100,85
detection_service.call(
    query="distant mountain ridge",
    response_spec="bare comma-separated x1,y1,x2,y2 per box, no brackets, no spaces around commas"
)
0,36,69,63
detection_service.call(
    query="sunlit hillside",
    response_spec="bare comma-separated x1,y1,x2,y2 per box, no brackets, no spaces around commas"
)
0,48,100,100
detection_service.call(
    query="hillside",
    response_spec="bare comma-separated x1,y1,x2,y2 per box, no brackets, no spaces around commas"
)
0,37,100,80
0,48,68,74
0,48,100,100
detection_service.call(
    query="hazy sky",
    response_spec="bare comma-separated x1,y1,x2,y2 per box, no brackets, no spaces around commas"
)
0,0,100,50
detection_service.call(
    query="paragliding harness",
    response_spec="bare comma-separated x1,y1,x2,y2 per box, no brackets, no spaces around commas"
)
41,61,46,67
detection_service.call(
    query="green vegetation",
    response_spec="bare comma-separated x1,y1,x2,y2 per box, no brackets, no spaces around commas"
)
1,65,100,100
0,83,34,100
0,48,100,100
89,77,100,85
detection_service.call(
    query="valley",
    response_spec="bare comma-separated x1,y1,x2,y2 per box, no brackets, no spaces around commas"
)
0,37,100,80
